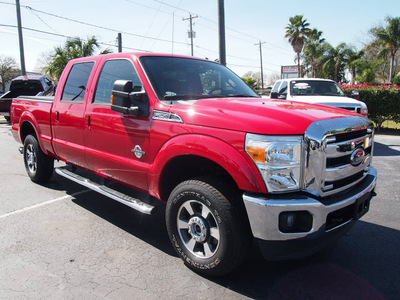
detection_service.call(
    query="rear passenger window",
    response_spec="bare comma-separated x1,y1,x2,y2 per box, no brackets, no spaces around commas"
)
61,62,94,103
94,59,142,105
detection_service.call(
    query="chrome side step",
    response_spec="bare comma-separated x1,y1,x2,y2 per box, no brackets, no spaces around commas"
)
55,167,154,215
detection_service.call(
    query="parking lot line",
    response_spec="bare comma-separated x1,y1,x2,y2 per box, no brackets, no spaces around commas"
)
0,189,91,220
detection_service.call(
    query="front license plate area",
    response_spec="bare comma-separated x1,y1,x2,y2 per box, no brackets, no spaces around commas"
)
354,191,372,220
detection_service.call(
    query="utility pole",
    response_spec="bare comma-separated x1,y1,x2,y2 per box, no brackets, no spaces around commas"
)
255,41,266,89
15,0,26,75
117,33,122,53
218,0,226,66
183,14,198,56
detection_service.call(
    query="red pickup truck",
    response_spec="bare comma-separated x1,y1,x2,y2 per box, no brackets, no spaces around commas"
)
11,53,377,276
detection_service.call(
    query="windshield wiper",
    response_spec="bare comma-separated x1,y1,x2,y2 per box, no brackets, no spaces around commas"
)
163,93,259,101
164,94,227,100
228,94,259,98
164,94,204,100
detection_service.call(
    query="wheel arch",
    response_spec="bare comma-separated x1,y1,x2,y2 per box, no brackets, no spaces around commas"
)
148,134,266,202
20,120,38,143
18,111,54,157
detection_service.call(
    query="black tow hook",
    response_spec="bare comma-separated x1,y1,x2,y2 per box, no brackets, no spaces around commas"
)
18,147,23,154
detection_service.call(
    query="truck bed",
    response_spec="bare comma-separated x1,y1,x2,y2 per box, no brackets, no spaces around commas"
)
11,95,55,157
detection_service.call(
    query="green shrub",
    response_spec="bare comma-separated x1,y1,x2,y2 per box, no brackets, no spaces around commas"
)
393,73,400,85
341,84,400,120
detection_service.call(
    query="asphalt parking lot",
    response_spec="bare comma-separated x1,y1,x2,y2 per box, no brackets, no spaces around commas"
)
0,116,399,300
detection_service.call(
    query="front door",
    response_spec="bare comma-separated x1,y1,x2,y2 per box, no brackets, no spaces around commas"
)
84,58,151,191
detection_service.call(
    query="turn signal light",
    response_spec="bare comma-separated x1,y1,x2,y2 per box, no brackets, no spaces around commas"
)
246,146,265,163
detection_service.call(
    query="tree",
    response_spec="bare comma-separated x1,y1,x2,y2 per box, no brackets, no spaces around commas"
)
369,17,400,83
242,77,258,90
345,47,365,84
46,36,111,81
354,59,382,84
322,42,351,82
242,71,266,89
302,28,326,78
0,56,20,91
285,15,311,77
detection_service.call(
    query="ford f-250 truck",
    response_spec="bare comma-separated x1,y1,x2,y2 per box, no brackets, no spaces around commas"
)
11,53,377,276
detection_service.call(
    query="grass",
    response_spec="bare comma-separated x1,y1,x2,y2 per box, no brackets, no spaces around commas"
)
372,119,400,134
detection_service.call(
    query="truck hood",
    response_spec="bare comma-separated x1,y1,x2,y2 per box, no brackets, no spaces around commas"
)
290,95,362,107
168,97,356,135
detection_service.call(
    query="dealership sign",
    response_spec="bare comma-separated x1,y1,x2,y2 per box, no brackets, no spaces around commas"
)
281,65,300,79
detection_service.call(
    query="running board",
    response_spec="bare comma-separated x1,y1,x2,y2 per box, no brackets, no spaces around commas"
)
55,167,154,215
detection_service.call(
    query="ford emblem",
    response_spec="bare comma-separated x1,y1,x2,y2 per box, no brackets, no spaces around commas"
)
350,148,365,166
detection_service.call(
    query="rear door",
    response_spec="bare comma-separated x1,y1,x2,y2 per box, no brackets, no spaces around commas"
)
52,61,96,168
84,57,151,191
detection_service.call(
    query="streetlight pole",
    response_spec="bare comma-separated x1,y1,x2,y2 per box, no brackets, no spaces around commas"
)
117,33,122,53
218,0,226,66
15,0,26,75
255,41,266,89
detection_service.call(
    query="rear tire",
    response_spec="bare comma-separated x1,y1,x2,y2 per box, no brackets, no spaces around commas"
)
166,178,252,277
23,135,54,183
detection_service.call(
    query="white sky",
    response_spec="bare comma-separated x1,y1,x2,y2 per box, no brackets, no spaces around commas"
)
0,0,397,79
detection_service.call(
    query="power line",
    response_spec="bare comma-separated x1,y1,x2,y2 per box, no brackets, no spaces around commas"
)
0,24,150,52
1,0,290,54
0,1,284,72
0,1,188,45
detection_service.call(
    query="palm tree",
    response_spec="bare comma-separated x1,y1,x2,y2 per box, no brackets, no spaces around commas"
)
285,15,311,77
303,28,325,78
322,42,351,82
46,36,111,81
370,17,400,83
345,47,365,84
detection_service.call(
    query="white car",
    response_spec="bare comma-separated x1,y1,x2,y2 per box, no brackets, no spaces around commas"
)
270,78,368,116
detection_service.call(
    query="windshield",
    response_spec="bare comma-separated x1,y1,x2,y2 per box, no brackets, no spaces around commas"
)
290,80,346,97
140,56,259,101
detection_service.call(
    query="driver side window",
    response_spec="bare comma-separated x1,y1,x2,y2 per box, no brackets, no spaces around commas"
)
94,59,142,105
278,81,288,94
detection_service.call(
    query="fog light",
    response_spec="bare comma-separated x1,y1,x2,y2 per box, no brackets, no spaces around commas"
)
279,211,313,233
286,213,295,228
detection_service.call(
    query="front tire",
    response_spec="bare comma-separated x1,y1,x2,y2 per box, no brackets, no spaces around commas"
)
166,178,251,276
23,135,54,183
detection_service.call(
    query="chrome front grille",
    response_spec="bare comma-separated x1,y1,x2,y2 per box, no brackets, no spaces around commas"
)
304,117,374,197
338,106,361,114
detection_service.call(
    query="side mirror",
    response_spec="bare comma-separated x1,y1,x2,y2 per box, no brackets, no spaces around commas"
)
351,90,360,100
278,93,287,100
270,92,279,99
270,92,287,100
111,80,150,117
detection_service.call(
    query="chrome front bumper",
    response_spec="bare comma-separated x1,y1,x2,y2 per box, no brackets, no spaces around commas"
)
243,167,377,243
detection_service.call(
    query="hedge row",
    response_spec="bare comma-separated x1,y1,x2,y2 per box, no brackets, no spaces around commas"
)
341,84,400,120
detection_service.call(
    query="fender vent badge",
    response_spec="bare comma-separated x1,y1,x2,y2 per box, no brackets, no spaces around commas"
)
132,145,145,159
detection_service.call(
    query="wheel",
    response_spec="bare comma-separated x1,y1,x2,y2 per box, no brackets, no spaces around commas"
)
23,135,54,183
4,115,10,123
166,178,252,276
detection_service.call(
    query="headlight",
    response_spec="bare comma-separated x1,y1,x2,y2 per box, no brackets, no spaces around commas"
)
245,134,304,193
360,103,368,116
